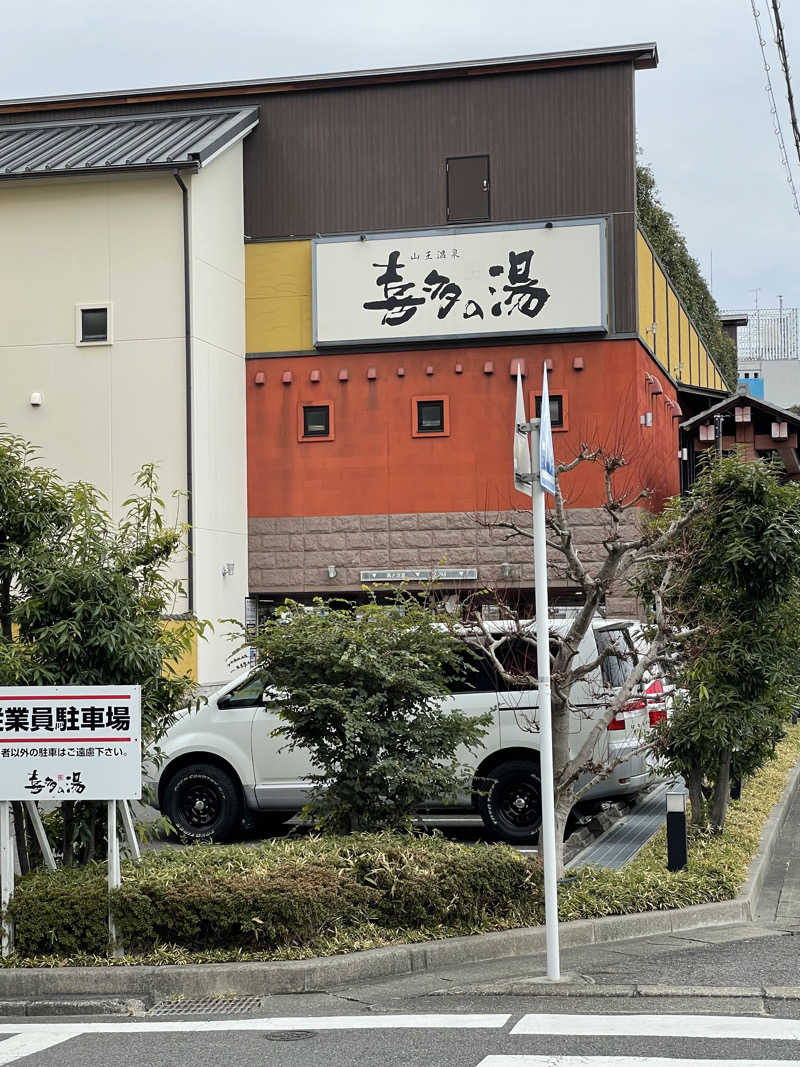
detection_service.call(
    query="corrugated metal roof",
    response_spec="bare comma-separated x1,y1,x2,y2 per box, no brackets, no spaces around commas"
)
0,106,258,180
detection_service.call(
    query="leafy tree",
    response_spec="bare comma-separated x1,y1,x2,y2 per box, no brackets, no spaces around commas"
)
246,595,491,833
641,454,800,830
637,161,736,388
0,435,204,865
0,433,72,870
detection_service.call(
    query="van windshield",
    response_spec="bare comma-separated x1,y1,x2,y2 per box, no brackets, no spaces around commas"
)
595,627,637,688
217,673,266,709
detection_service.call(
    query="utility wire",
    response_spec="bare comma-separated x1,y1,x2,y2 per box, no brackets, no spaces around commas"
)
770,0,800,169
749,0,800,216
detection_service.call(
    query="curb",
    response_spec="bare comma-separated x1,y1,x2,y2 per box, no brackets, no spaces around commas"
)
0,998,144,1017
1,759,798,1004
440,982,800,1000
738,756,800,918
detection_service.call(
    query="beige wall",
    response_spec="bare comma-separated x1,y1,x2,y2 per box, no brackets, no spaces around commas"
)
0,148,249,686
0,174,187,526
187,142,249,684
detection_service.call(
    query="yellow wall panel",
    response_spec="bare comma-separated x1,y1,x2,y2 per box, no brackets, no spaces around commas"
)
679,310,690,384
246,241,312,299
161,621,198,683
667,288,680,378
654,261,668,368
245,240,313,352
246,295,311,352
699,343,709,388
637,230,654,347
689,327,699,386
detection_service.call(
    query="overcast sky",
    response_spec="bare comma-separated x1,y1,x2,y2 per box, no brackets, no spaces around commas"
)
2,0,799,314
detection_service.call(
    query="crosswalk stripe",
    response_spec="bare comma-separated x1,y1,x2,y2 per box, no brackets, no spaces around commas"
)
0,1013,511,1037
0,1031,81,1066
511,1013,800,1041
478,1059,800,1067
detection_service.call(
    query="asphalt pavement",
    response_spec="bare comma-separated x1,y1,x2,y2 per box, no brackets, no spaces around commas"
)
3,1001,800,1067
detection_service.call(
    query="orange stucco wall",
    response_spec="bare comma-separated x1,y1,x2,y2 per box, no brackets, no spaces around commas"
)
246,339,680,519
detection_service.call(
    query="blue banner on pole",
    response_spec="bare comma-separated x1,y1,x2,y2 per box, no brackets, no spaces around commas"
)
539,363,556,496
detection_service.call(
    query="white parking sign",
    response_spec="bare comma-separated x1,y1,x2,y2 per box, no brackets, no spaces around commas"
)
0,686,142,801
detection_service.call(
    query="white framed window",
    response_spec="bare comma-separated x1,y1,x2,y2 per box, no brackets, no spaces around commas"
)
75,303,112,346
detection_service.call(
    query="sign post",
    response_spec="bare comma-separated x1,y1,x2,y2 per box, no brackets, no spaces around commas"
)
0,685,142,957
0,802,13,958
514,364,561,981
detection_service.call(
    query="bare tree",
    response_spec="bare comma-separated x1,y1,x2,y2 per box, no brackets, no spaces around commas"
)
457,441,696,877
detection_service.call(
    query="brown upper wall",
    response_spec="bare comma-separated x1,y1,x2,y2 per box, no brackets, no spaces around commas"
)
242,64,638,333
0,46,650,335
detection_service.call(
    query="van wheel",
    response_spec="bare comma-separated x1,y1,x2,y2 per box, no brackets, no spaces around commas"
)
163,763,243,843
478,760,542,844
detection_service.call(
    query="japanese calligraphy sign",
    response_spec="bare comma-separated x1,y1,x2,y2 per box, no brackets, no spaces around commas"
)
0,686,141,801
313,219,607,347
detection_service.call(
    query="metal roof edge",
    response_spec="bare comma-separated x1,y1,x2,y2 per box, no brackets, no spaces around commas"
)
0,43,658,114
0,105,259,133
0,161,200,183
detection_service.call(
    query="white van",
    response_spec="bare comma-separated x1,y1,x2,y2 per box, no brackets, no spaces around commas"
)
147,617,662,844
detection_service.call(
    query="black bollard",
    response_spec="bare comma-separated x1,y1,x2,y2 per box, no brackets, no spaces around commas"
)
666,790,688,872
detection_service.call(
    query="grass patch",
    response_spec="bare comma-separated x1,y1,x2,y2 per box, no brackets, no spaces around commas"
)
3,726,798,967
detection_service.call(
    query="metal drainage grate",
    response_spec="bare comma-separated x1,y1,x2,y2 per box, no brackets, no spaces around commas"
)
149,995,265,1016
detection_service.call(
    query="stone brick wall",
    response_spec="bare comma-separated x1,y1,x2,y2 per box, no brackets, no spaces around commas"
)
248,507,643,616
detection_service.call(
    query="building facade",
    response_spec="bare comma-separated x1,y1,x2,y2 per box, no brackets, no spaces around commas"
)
0,110,254,684
0,43,729,672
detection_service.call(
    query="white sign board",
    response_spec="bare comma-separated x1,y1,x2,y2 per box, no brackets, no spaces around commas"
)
313,219,607,347
0,686,141,801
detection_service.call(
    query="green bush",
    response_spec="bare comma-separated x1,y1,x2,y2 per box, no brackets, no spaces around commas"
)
7,865,108,957
114,862,375,953
334,835,541,927
5,834,540,960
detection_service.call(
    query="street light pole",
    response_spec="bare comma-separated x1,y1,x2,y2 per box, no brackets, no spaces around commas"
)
530,417,561,982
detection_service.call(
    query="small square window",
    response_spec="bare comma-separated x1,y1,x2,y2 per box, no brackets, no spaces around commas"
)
76,303,112,346
531,391,568,433
81,308,108,342
298,402,334,442
412,395,450,438
535,394,563,427
303,405,330,437
417,400,445,433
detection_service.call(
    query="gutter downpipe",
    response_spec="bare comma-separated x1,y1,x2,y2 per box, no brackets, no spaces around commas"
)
174,170,194,614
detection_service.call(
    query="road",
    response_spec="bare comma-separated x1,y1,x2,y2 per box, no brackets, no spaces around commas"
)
4,999,800,1066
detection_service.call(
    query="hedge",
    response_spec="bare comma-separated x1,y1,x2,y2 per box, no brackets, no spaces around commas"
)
3,725,798,966
5,834,543,962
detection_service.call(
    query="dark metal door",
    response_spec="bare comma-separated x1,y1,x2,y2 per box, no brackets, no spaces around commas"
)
446,155,490,222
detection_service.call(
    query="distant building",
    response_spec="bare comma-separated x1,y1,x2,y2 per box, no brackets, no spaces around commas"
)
680,384,800,484
725,306,800,407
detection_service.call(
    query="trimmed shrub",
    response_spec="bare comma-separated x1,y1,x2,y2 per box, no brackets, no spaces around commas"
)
7,865,108,957
113,862,375,953
332,834,542,927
